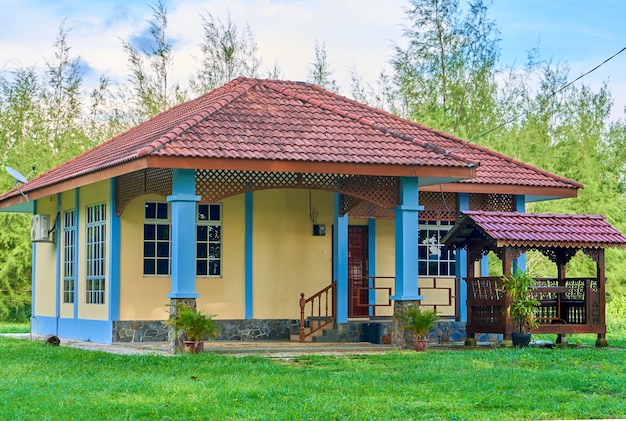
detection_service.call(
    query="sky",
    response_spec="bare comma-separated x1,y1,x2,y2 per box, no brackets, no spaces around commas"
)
0,0,625,120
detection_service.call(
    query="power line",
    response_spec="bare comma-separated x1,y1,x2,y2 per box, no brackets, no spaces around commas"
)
440,45,626,157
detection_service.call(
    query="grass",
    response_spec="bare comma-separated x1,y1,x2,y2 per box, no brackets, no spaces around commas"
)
1,337,625,420
0,322,29,333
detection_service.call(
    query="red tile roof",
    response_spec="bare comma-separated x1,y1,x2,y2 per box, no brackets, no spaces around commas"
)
0,77,581,204
444,211,626,249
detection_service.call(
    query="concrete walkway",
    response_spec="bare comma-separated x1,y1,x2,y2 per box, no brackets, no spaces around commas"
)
7,334,394,357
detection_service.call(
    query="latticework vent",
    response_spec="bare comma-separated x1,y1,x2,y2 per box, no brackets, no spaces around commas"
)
470,193,514,212
116,169,173,215
196,170,400,209
419,191,458,220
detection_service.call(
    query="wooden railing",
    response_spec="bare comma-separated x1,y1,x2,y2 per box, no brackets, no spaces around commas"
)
350,276,394,316
299,281,336,342
466,276,604,336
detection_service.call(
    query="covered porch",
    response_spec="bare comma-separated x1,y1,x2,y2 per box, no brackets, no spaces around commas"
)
443,211,626,346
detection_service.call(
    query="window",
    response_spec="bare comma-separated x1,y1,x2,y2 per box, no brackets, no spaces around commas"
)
143,202,170,275
418,220,455,277
86,203,106,304
196,203,222,277
63,210,76,304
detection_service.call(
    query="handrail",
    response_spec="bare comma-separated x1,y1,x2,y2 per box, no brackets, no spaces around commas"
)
299,281,336,342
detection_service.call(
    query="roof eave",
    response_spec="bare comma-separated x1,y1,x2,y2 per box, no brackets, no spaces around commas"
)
420,182,579,200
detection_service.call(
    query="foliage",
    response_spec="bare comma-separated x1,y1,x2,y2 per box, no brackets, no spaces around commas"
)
120,0,187,122
189,10,262,95
166,304,219,342
501,271,540,333
390,0,501,138
397,305,438,339
1,337,626,420
307,40,339,93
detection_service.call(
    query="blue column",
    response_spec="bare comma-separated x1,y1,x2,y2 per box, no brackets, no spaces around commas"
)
513,195,526,273
55,194,61,331
244,192,253,319
456,193,469,322
391,177,424,301
367,218,376,316
74,188,80,320
31,201,37,332
167,169,200,299
108,179,121,321
333,193,348,323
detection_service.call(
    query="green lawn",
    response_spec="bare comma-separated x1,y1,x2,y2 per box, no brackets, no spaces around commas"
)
1,337,625,420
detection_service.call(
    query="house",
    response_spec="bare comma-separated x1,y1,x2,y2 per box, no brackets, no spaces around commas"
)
0,77,583,345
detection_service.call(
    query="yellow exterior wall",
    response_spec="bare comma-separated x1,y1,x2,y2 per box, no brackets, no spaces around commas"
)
59,190,76,319
253,189,333,319
33,197,58,317
197,195,246,318
373,219,395,317
77,180,110,320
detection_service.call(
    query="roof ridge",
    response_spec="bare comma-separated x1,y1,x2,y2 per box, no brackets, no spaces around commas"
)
262,80,479,168
137,77,258,157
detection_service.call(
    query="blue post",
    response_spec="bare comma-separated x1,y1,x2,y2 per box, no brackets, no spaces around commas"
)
391,177,424,301
244,192,253,319
73,188,80,320
368,218,376,316
167,169,200,299
456,193,469,322
108,179,121,321
333,193,348,323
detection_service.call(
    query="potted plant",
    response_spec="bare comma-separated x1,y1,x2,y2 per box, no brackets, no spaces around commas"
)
397,305,438,351
501,270,540,347
167,304,219,353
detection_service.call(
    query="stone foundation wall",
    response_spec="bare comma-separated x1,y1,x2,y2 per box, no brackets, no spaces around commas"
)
217,319,295,341
113,321,169,342
112,318,475,345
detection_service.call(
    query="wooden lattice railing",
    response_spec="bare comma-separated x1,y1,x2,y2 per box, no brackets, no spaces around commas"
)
299,282,336,342
466,276,603,336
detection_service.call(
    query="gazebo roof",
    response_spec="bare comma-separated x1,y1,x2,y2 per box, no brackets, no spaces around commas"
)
443,211,626,250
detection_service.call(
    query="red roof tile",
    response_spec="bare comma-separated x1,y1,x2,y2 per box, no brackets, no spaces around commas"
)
0,77,581,203
444,211,626,249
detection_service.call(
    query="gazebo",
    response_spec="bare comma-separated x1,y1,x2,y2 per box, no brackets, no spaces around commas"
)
443,211,626,346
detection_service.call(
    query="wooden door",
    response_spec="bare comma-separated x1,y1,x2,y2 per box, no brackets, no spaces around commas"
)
348,226,369,317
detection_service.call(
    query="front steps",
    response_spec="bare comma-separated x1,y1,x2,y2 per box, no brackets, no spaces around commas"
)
290,320,392,343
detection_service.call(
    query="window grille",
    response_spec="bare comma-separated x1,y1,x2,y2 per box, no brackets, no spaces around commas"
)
63,210,76,304
196,203,222,277
86,203,106,304
418,220,456,277
143,202,171,275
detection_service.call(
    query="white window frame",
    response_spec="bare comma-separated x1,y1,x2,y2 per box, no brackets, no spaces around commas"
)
143,201,171,276
418,220,456,277
85,203,106,304
196,203,222,277
63,209,76,304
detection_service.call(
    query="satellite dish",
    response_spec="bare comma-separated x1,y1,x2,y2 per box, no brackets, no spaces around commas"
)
5,166,28,184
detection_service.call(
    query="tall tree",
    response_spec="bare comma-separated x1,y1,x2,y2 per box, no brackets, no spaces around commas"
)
307,40,339,92
391,0,500,138
122,0,186,121
189,10,261,95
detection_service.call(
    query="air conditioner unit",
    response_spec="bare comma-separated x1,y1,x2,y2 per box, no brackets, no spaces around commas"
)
31,214,51,242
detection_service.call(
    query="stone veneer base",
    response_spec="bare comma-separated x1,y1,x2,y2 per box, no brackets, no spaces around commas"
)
113,319,483,345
